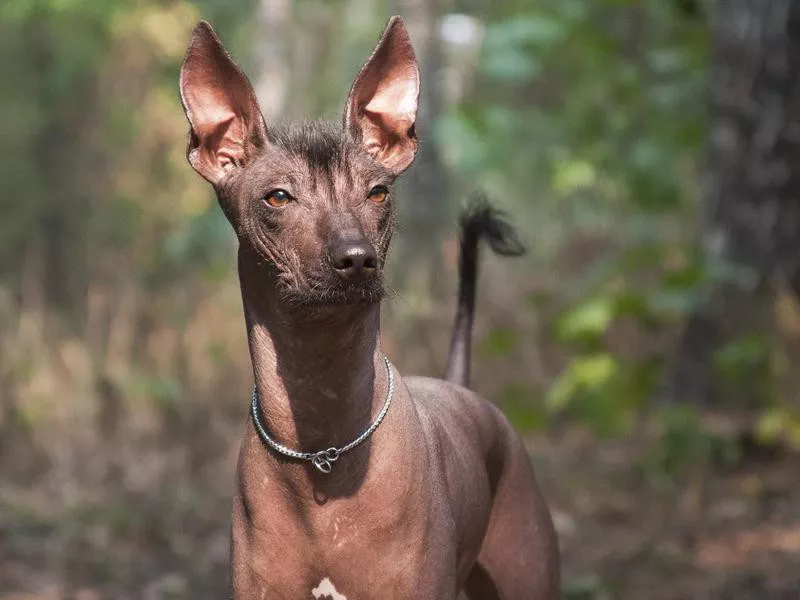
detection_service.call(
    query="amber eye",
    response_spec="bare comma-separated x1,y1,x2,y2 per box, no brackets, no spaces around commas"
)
264,189,292,208
368,186,389,204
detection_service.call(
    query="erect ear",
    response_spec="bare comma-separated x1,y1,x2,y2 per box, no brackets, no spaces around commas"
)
179,21,267,185
343,16,420,174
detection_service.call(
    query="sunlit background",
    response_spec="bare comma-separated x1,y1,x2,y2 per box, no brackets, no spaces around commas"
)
2,0,799,598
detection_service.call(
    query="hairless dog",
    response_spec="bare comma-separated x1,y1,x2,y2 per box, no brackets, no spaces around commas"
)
179,16,559,599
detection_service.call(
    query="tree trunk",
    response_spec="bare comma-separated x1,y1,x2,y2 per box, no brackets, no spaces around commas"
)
254,0,292,121
664,0,800,405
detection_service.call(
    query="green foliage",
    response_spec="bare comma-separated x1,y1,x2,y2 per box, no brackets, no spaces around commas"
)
443,0,714,436
481,14,566,81
128,373,183,411
563,574,613,600
643,405,743,483
1,0,790,496
757,407,800,449
547,353,657,436
479,326,518,357
554,297,614,345
500,383,547,432
460,1,791,447
649,406,713,474
714,333,771,385
0,0,258,320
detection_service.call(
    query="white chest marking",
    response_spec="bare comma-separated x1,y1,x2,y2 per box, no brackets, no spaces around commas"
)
312,577,348,600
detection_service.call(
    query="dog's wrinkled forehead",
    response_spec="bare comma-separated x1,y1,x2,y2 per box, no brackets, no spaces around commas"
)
267,122,393,187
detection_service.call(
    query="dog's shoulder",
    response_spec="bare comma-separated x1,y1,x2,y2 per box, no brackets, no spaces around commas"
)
402,375,485,408
402,375,513,451
402,375,506,423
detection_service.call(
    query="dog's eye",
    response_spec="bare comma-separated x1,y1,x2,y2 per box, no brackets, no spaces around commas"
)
368,186,389,204
264,189,293,208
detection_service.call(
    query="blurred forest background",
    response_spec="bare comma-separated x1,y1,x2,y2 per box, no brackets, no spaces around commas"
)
2,0,800,598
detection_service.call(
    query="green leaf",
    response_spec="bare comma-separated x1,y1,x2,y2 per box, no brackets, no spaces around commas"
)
756,408,784,444
546,370,579,413
552,159,597,194
555,298,614,342
546,353,618,412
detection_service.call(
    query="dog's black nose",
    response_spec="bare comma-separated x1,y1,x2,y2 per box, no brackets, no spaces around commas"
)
330,241,378,280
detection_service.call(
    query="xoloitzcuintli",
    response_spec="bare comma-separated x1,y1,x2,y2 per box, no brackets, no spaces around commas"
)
179,16,560,600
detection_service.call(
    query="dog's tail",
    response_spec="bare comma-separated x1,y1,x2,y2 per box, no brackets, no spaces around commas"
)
445,195,526,388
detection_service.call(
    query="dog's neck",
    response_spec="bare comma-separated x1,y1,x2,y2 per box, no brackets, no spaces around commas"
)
238,247,387,466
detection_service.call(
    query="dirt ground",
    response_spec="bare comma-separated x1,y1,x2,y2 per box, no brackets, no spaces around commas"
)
2,424,799,599
535,428,800,600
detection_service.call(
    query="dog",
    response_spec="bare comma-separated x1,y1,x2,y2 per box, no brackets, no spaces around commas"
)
179,16,559,599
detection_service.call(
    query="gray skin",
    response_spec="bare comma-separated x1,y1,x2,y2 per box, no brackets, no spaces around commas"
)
179,16,560,600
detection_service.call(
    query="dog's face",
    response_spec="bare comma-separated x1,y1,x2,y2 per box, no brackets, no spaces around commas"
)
179,18,419,306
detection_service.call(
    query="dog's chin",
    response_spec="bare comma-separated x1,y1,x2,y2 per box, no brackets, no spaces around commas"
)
279,277,385,307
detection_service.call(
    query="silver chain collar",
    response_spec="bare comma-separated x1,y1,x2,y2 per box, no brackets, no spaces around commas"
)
250,354,395,474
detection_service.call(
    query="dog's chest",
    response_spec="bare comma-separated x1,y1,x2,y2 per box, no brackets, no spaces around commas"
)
231,488,459,599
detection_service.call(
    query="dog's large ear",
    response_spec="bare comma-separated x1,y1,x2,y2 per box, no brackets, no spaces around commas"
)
343,16,420,174
179,21,267,185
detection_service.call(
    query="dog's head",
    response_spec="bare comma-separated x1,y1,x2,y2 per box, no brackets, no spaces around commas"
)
178,17,419,306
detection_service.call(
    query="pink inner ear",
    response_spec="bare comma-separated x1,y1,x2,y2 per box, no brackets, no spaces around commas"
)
362,68,419,121
353,70,419,173
359,110,416,173
180,22,266,183
191,97,248,164
185,90,249,177
344,18,420,174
